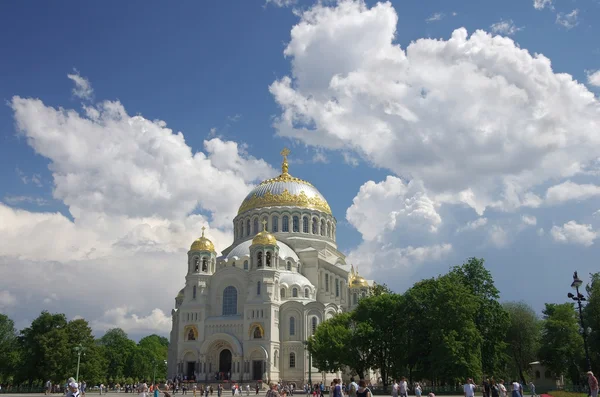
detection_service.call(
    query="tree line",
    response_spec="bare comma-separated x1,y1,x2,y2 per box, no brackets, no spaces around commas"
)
307,258,600,390
0,311,168,387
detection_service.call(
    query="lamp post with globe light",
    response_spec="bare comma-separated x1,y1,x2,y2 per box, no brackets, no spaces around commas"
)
567,271,592,372
73,344,86,382
302,340,312,390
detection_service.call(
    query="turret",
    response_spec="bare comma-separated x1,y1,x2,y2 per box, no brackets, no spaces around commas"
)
250,220,279,270
188,226,216,275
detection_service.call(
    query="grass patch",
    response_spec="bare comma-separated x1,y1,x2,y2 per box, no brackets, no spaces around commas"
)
548,391,588,397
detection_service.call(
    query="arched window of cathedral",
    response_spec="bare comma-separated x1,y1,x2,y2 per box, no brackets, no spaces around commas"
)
280,288,285,299
335,279,340,297
535,370,540,379
244,260,249,270
289,352,296,368
286,261,291,271
253,218,259,234
282,216,289,232
193,257,199,272
302,216,309,233
325,274,329,292
292,216,299,232
202,258,208,272
257,281,261,295
361,291,366,298
353,293,358,305
289,317,296,336
297,264,300,273
266,252,272,267
193,286,197,299
257,252,263,267
312,218,318,234
232,261,236,267
253,326,263,339
311,317,318,335
222,286,238,316
321,219,326,236
246,219,251,236
272,216,279,232
304,288,309,298
327,222,331,237
239,221,244,238
292,288,298,297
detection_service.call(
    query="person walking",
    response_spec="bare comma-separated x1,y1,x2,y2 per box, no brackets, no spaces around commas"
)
464,379,476,397
588,372,598,397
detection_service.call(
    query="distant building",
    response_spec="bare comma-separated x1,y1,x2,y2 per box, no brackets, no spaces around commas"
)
529,361,564,390
167,148,373,385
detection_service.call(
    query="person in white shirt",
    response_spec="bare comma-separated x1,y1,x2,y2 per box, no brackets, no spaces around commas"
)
399,378,408,397
464,379,475,397
392,381,399,397
498,380,507,397
528,381,536,397
511,381,521,397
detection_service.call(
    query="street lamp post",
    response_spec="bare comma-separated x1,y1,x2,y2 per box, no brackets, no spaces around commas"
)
567,271,592,372
73,344,86,382
303,341,312,389
153,359,168,385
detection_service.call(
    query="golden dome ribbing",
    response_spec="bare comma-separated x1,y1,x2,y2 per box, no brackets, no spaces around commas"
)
190,227,215,252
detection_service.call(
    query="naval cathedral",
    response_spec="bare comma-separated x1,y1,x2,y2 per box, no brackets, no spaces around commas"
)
167,149,373,385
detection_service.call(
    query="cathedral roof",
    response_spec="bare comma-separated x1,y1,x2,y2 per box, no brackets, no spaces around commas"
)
237,148,331,215
279,271,314,289
225,239,299,262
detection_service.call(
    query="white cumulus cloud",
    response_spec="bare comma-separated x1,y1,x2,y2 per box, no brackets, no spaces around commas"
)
1,88,277,337
456,217,488,233
490,19,523,36
556,9,579,30
587,70,600,87
67,69,94,100
346,176,441,241
551,221,597,246
533,0,552,10
269,0,600,216
546,181,600,205
92,307,172,334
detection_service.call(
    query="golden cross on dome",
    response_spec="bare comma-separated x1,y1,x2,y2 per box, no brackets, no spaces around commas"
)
261,219,267,231
201,226,206,237
280,147,290,174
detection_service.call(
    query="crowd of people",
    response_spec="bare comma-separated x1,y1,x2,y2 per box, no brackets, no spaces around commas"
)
43,370,599,397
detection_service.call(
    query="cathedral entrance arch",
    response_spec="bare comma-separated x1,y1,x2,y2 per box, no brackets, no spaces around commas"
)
219,349,232,376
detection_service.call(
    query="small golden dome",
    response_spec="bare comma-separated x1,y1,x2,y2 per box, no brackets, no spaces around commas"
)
252,220,277,246
351,275,370,288
190,227,215,252
349,265,370,288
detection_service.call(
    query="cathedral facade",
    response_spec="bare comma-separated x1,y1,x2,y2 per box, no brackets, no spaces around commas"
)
167,149,373,385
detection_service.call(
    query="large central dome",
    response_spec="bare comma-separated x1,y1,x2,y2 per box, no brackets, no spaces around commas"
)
237,148,332,215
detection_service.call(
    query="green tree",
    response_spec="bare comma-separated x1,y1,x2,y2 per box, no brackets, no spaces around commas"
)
0,314,20,384
449,258,509,378
98,328,137,383
353,293,405,389
585,272,600,374
308,313,353,373
372,283,393,296
538,303,584,385
503,301,540,384
66,319,105,385
407,275,482,385
19,311,70,385
131,335,169,382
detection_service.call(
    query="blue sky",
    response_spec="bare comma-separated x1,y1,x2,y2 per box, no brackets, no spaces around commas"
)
1,0,599,337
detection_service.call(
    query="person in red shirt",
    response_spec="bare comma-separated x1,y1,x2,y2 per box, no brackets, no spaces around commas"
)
588,371,598,397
